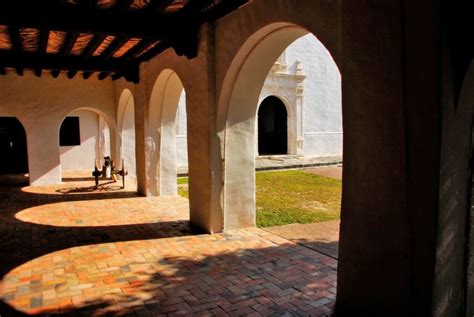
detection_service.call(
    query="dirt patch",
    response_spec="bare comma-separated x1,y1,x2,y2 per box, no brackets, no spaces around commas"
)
304,166,343,180
265,220,340,258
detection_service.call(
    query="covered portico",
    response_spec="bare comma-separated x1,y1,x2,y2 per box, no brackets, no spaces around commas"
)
0,0,472,315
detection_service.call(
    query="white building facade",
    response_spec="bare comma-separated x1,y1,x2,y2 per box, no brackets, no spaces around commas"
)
0,34,341,176
175,33,342,167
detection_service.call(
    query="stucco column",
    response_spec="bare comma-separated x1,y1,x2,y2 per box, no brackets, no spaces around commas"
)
187,23,224,233
158,76,181,196
25,120,61,186
134,79,148,195
337,1,470,316
96,116,106,167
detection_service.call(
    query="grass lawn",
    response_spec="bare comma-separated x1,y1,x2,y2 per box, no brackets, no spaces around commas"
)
177,169,342,227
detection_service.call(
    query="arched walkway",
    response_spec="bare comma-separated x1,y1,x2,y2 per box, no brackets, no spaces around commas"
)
58,108,116,180
218,23,338,229
258,96,288,155
147,69,186,196
0,117,28,175
118,90,137,179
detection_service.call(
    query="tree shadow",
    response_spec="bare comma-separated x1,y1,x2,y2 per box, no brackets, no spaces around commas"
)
0,184,201,294
1,240,338,316
0,184,338,316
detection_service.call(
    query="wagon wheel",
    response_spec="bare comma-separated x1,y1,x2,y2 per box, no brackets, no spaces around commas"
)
93,166,100,189
121,159,125,189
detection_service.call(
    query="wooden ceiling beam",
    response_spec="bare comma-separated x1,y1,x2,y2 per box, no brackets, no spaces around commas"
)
113,0,134,11
201,0,248,21
146,0,175,14
0,51,127,73
98,72,110,80
60,32,79,56
35,29,50,77
0,0,249,81
8,26,24,76
111,72,123,81
100,37,128,59
136,40,170,62
121,39,157,61
0,3,186,39
67,70,78,79
51,70,61,78
78,0,99,11
81,34,107,58
83,71,94,79
0,0,247,40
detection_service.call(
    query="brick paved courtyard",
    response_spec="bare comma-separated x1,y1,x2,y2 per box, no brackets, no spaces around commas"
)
0,179,337,316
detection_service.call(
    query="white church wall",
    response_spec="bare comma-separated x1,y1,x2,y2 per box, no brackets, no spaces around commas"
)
122,96,137,179
284,33,342,156
174,33,342,165
0,72,116,185
59,110,110,171
176,90,188,167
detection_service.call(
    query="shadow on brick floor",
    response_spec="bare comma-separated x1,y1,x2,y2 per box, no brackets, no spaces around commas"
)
0,185,337,316
1,241,338,316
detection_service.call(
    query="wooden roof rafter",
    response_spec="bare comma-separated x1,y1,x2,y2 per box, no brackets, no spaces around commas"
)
34,29,50,76
0,0,250,82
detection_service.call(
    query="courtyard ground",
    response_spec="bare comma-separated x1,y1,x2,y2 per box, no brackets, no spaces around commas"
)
263,166,342,259
0,177,337,316
178,167,342,228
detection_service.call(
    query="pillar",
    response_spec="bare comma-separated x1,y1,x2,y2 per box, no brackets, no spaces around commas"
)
26,119,61,186
186,23,224,233
134,81,148,195
337,1,471,315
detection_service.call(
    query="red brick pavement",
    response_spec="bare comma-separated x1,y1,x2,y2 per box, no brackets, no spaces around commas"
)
0,180,336,316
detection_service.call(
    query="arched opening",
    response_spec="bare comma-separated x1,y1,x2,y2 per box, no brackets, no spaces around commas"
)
59,109,113,182
176,90,188,173
119,90,137,180
0,117,29,184
218,24,342,231
148,69,187,197
258,96,288,155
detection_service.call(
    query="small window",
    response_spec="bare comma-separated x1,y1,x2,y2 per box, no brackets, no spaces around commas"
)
59,117,80,146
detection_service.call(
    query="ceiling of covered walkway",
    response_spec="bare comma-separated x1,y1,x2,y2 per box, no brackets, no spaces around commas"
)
0,0,248,82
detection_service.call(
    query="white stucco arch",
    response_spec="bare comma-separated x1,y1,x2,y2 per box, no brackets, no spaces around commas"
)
147,69,186,196
60,107,116,141
58,107,117,176
257,93,294,118
117,89,137,179
117,89,134,134
218,22,340,229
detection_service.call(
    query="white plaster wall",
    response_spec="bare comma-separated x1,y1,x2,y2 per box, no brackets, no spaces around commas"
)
60,110,98,171
176,90,188,166
285,34,342,156
122,98,137,179
0,72,116,185
175,33,342,165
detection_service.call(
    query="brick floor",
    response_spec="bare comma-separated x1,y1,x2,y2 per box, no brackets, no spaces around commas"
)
0,179,337,316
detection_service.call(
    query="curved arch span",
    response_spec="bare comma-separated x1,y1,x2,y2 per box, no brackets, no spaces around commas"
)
147,69,186,196
218,23,341,230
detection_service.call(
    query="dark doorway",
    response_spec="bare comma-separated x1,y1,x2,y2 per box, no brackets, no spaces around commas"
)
0,118,28,174
258,96,288,155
